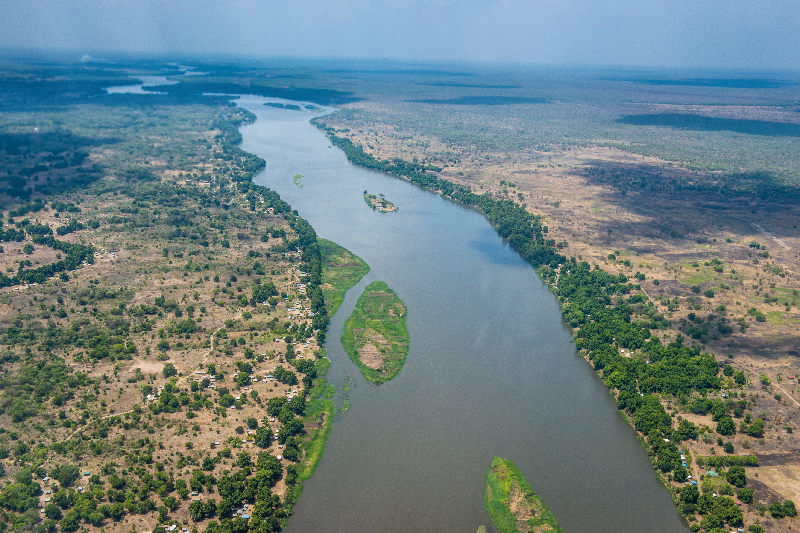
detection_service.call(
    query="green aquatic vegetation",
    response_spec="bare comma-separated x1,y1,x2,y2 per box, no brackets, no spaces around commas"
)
297,397,334,483
318,238,370,316
484,457,562,533
341,281,409,384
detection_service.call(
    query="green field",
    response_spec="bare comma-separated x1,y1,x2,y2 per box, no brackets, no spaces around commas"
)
318,238,371,317
340,281,409,384
484,457,563,533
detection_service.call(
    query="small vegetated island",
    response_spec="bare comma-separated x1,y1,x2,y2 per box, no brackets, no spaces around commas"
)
363,190,398,212
484,457,563,533
318,238,370,317
341,281,409,384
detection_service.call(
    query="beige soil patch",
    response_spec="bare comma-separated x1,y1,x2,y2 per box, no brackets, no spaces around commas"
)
130,360,165,374
0,240,63,271
508,484,535,530
755,464,800,503
358,340,384,369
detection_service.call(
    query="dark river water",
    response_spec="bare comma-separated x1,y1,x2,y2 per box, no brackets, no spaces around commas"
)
235,96,688,533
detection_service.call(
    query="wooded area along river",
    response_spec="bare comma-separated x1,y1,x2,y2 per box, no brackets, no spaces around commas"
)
236,95,689,533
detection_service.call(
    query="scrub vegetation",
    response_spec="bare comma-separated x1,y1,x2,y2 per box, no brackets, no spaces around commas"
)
0,60,336,533
3,55,800,533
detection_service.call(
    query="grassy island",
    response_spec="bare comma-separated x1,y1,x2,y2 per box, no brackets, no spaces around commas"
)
341,281,409,384
484,457,563,533
318,238,370,316
363,191,398,212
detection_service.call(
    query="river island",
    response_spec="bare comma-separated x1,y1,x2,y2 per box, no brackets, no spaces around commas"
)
340,281,409,384
363,191,398,212
484,457,563,533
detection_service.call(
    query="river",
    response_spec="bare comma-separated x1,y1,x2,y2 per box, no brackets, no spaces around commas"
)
234,95,688,533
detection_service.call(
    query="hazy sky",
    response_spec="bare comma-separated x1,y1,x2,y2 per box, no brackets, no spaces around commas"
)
2,0,799,70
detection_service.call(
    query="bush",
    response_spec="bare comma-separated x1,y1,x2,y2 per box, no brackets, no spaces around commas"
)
727,465,746,487
163,363,177,378
717,416,736,436
769,501,785,518
737,488,754,504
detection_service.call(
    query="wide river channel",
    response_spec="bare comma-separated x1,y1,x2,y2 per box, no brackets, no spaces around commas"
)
236,96,689,533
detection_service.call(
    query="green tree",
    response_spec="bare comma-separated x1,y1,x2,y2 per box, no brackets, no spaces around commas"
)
747,418,765,438
677,419,699,441
784,500,797,518
60,511,80,532
254,426,272,448
163,363,177,378
203,499,217,519
769,501,785,518
236,452,252,468
681,484,699,504
163,496,180,511
52,464,80,487
736,488,754,504
717,416,735,436
44,504,62,520
189,499,204,521
727,466,746,487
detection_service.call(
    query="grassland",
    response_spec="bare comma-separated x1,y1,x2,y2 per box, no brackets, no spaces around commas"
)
484,457,562,533
318,238,370,316
340,281,408,384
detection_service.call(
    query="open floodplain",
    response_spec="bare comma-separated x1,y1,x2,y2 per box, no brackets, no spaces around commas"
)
0,56,799,533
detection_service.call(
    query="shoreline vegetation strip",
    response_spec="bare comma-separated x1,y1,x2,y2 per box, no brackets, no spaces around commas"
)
317,238,370,317
312,120,744,524
484,457,563,533
340,281,409,385
186,111,335,525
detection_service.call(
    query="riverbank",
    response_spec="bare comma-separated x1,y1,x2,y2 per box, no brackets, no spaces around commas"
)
316,97,800,529
340,281,409,384
0,75,347,533
308,123,800,531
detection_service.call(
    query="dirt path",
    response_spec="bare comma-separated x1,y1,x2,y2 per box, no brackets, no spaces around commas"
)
773,381,800,408
752,222,792,251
